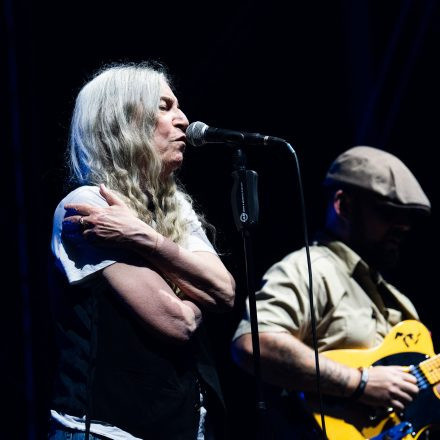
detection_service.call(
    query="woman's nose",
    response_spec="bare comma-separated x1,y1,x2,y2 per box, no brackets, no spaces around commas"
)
175,108,189,130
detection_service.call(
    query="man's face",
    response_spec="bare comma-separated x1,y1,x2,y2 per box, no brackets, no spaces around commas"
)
349,195,413,270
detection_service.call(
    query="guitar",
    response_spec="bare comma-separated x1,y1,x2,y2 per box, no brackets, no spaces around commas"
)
306,320,440,439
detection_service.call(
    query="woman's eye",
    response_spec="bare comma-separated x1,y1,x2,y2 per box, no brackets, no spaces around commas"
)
159,98,172,110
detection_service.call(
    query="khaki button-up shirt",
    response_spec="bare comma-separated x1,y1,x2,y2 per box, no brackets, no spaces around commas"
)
233,239,418,352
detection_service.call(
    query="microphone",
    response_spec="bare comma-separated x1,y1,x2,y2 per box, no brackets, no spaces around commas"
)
186,121,286,147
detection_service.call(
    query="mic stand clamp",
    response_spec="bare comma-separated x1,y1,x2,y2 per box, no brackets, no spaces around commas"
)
231,147,269,439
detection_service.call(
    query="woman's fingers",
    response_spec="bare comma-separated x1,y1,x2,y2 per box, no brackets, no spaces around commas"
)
63,214,83,223
64,203,95,216
99,184,125,207
63,214,92,232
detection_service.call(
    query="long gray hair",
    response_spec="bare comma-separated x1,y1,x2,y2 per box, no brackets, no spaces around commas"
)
68,62,195,244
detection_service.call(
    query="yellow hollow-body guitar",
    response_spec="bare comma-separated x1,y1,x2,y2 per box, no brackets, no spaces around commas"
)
306,320,440,440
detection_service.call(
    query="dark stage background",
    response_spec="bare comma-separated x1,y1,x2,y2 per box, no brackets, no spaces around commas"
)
2,1,439,439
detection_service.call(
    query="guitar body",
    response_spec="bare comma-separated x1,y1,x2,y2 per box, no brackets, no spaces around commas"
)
309,320,440,439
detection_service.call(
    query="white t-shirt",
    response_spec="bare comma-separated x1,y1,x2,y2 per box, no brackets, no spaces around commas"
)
52,185,216,283
50,185,216,439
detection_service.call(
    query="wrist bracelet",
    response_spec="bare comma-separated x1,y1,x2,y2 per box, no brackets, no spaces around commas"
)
351,367,369,400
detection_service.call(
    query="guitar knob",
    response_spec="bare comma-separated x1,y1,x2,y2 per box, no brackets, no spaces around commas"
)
368,409,378,421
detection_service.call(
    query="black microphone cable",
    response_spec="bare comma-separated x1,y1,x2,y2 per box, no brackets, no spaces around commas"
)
187,122,328,438
283,141,327,440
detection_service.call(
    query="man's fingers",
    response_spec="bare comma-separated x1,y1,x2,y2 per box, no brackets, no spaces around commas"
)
390,400,405,412
391,369,419,396
393,388,414,404
402,380,419,395
402,371,418,385
390,383,416,409
390,366,419,387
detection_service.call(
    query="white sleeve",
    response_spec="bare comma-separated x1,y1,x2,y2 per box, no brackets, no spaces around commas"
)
176,192,217,254
51,186,126,284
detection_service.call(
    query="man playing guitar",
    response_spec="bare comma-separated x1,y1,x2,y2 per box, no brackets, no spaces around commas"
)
232,146,433,439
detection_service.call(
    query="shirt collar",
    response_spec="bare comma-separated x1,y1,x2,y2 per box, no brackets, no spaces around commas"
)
313,230,371,277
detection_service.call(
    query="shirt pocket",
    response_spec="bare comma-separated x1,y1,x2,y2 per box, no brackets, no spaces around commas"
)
317,305,376,351
341,307,376,349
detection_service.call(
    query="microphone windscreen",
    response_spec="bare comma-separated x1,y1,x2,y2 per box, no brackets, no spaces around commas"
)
186,121,208,147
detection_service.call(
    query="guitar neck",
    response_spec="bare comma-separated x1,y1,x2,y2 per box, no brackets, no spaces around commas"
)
414,353,440,387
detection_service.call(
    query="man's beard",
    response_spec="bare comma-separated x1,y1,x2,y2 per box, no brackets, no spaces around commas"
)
373,244,401,271
354,238,403,271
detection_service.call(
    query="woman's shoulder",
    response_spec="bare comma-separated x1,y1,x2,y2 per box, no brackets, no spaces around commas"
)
63,185,100,203
174,189,189,204
53,185,108,226
174,190,196,217
60,185,107,206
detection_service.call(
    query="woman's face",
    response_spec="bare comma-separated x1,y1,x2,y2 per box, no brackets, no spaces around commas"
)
153,80,189,176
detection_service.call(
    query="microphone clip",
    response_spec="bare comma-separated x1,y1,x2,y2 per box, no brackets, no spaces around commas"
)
231,149,259,232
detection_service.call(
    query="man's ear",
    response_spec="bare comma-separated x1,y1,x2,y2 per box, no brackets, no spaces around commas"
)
333,189,353,221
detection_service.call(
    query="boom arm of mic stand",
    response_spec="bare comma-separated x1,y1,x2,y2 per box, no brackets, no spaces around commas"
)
230,148,268,438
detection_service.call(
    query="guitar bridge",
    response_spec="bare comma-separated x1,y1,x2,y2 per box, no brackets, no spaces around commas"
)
370,421,414,440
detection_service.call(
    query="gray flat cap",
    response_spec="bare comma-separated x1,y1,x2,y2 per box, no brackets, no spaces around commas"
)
324,146,431,214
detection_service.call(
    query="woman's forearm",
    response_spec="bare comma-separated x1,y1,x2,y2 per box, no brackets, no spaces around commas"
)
133,229,235,311
63,186,235,310
102,262,203,344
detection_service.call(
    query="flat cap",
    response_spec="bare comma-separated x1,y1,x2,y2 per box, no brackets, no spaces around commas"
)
323,146,431,214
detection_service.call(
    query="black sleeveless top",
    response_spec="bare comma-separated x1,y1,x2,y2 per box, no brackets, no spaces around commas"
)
49,265,226,439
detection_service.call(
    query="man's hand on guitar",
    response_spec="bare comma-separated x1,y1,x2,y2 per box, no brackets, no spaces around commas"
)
358,365,419,411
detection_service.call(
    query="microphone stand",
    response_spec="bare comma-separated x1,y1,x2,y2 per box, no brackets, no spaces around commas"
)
230,147,269,439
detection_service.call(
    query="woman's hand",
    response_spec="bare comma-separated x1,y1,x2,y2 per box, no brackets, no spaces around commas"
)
64,184,235,310
63,184,157,249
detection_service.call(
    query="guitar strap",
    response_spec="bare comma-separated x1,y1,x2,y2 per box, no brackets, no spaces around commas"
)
352,264,387,312
376,280,418,321
352,264,417,325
